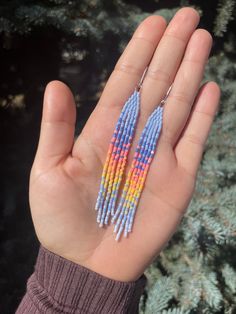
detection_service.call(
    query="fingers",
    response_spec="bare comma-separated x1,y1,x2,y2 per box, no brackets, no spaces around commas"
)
141,7,200,117
175,82,220,177
72,15,167,159
160,28,213,146
96,15,167,110
34,81,76,170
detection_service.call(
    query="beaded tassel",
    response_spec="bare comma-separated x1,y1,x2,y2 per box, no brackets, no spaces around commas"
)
125,108,163,235
110,110,156,225
104,100,139,223
95,90,140,227
94,63,172,241
112,106,163,241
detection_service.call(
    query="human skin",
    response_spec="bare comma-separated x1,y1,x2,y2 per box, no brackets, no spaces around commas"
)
29,7,220,282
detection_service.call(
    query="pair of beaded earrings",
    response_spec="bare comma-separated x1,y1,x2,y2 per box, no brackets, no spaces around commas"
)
95,67,172,241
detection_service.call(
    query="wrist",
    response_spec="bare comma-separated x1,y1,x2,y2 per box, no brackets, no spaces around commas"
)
24,244,147,313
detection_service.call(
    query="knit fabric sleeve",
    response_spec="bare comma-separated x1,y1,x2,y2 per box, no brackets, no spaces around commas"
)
15,245,147,313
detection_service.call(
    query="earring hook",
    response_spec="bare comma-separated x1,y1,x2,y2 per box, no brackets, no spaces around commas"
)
136,67,148,92
136,67,173,106
160,84,173,107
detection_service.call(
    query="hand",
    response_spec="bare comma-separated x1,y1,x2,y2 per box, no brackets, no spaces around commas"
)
29,7,220,282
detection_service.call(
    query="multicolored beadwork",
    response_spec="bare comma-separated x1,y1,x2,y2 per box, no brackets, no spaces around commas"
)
95,63,172,241
95,90,140,227
112,106,164,241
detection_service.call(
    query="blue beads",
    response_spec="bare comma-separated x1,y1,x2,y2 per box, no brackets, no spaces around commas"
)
113,106,164,241
95,90,140,228
94,80,172,242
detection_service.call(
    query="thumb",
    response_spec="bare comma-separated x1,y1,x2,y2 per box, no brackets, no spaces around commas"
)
34,80,76,170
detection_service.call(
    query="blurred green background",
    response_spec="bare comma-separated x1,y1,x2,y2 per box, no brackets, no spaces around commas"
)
0,1,235,313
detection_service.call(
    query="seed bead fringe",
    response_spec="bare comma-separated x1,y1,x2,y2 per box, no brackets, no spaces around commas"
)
99,98,136,225
96,91,136,224
111,110,156,226
100,95,139,225
112,110,159,239
123,112,159,236
104,100,139,223
95,90,140,226
125,108,163,235
113,106,163,241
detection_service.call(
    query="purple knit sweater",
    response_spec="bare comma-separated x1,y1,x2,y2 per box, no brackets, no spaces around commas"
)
16,245,147,313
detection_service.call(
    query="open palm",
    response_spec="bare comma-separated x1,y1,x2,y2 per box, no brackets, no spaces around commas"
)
30,8,220,282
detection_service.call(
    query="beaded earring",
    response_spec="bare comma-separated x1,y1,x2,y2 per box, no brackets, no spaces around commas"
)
112,85,172,241
95,68,148,227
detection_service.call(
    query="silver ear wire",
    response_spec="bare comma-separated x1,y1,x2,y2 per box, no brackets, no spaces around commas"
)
136,67,148,92
160,84,173,107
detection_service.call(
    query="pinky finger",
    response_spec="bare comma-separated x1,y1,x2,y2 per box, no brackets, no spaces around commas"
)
174,81,220,178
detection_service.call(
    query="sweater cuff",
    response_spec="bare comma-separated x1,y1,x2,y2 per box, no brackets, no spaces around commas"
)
26,245,147,313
